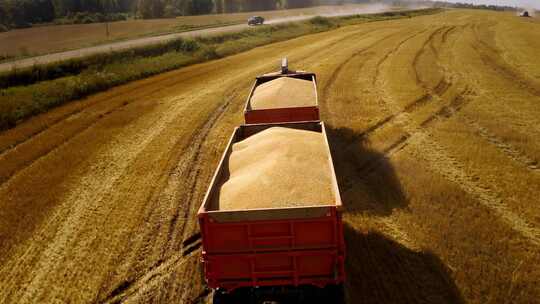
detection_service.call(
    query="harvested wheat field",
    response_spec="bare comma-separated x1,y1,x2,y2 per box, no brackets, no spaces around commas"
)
218,127,334,210
250,77,316,109
1,8,540,304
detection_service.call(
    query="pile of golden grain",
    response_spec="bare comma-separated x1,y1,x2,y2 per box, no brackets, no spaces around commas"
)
218,127,335,210
250,77,316,109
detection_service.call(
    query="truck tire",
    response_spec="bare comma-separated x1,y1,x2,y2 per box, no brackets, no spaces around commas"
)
325,284,345,303
212,290,230,304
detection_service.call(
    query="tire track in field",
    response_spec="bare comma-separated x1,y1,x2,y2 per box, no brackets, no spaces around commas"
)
321,29,405,100
321,26,433,251
346,88,472,191
470,22,540,97
427,25,455,62
0,80,227,281
408,129,540,247
164,91,236,253
419,90,471,127
401,27,540,246
93,89,239,303
1,64,258,302
335,24,467,176
0,97,134,185
411,25,454,102
103,248,201,304
445,23,540,174
372,28,430,86
365,26,451,137
0,74,204,186
460,115,540,172
374,216,421,252
340,26,449,141
0,65,211,155
441,26,456,43
1,85,209,302
399,23,540,246
322,25,444,179
372,80,540,248
321,26,430,130
340,21,530,251
412,26,448,89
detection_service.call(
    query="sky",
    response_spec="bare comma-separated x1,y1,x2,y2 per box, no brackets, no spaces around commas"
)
440,0,540,9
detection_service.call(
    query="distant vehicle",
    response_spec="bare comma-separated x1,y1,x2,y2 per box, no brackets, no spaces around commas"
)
520,11,530,17
248,16,265,25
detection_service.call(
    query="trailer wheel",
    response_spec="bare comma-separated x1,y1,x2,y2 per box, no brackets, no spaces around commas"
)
325,284,345,304
304,284,344,303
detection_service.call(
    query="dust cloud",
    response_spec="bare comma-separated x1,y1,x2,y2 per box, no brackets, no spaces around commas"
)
265,3,394,24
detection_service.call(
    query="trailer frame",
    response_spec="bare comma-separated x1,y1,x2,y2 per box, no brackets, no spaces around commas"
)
243,72,320,124
197,121,345,293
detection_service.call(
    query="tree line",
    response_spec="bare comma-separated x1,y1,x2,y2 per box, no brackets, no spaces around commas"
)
0,0,522,32
0,0,372,30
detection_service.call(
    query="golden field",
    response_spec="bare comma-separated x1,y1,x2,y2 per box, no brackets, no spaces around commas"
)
0,8,539,303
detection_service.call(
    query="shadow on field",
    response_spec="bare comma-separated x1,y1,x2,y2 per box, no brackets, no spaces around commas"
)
326,125,463,303
344,224,464,304
326,126,408,216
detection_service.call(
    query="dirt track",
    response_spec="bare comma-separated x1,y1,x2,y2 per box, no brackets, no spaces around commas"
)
1,9,540,303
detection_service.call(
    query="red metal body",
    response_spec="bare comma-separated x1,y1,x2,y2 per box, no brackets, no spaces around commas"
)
198,122,345,292
243,72,320,124
199,212,346,291
244,106,319,125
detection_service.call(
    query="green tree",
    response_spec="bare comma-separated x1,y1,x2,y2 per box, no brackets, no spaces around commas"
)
137,0,163,18
137,0,152,17
286,0,314,9
223,0,240,13
214,0,223,13
117,0,135,12
190,0,212,14
8,0,32,27
163,3,178,17
244,0,276,11
34,0,55,22
0,1,8,26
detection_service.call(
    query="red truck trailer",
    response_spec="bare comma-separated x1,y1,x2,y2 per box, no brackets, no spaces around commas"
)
243,59,320,125
198,121,345,304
